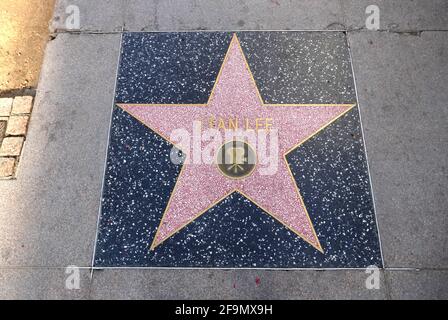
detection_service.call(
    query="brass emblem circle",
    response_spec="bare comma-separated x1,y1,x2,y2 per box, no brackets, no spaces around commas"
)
216,140,256,179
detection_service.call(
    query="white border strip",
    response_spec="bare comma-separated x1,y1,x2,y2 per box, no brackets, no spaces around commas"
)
90,29,125,277
58,29,349,34
0,266,423,271
346,33,385,267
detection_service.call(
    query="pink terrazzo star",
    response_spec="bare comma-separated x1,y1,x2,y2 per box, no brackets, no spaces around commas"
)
118,34,355,252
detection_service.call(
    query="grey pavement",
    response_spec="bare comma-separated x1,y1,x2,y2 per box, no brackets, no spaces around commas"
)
0,0,447,299
51,0,448,32
348,31,448,269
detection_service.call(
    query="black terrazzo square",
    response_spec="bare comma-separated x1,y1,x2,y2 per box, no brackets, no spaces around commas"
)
94,32,382,268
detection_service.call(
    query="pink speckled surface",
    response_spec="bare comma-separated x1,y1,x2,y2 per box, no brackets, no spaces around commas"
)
120,35,352,251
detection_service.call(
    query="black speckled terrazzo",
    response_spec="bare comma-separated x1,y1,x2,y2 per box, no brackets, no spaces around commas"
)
94,32,382,268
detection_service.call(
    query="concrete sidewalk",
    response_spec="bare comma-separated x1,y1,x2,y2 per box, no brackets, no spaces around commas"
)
0,0,447,299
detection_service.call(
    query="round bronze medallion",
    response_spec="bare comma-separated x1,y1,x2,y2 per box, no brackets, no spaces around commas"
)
217,140,256,179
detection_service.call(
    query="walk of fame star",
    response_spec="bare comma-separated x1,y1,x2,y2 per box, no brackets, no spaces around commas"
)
117,34,356,253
